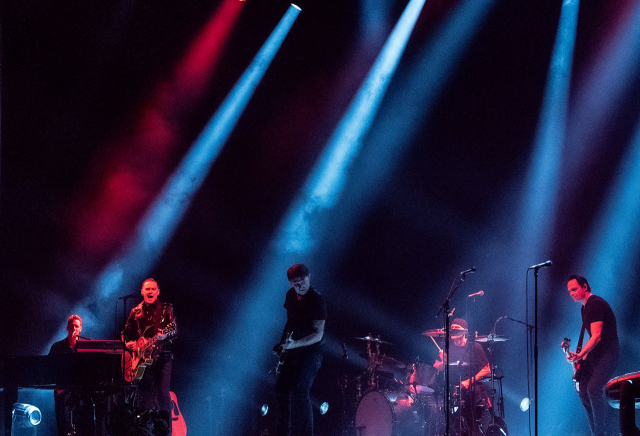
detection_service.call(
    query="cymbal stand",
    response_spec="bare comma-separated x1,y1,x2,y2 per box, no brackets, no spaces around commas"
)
487,316,505,424
366,336,376,388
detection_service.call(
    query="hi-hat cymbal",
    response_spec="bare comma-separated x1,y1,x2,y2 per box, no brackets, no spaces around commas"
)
359,353,406,369
475,334,509,343
422,326,468,337
353,335,394,345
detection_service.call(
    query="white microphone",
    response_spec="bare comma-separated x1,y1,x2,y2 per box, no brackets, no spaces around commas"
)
468,290,484,298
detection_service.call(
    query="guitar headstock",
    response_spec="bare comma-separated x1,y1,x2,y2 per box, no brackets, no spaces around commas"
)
561,337,571,353
163,322,176,335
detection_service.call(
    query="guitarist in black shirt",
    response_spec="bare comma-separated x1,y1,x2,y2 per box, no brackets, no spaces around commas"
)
124,278,177,432
566,275,619,436
273,264,326,436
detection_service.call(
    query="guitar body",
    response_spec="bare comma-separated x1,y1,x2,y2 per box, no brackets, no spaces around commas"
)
273,332,293,375
170,391,187,436
125,323,175,382
561,337,581,393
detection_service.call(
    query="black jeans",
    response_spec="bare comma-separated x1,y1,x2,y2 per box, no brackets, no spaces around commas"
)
274,347,323,436
137,353,173,434
579,352,619,436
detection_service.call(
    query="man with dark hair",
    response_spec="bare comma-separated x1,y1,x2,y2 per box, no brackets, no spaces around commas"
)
433,318,493,434
49,315,89,435
124,278,177,433
433,318,491,387
274,264,326,436
566,275,619,436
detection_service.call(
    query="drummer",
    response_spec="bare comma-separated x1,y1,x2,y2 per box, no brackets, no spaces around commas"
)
433,318,491,390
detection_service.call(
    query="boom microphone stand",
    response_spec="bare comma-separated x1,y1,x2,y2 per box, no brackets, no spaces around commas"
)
437,267,476,436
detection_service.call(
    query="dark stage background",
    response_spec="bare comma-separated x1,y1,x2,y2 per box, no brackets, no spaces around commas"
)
2,0,640,435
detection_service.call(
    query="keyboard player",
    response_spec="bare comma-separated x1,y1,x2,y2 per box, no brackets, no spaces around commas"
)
48,315,91,436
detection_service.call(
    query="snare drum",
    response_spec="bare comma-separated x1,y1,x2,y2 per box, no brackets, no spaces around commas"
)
354,389,422,436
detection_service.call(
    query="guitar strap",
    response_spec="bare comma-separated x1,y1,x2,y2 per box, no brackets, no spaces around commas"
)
576,321,586,353
152,302,165,335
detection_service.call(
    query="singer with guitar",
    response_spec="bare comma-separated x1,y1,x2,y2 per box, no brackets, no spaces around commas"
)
566,275,619,436
124,278,177,432
273,264,326,436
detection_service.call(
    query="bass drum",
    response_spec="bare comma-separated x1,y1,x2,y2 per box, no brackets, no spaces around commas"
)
354,390,422,436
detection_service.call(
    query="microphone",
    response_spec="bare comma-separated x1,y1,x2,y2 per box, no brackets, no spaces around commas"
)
118,293,139,300
468,290,484,298
528,260,552,270
460,267,476,276
77,335,91,340
341,343,349,360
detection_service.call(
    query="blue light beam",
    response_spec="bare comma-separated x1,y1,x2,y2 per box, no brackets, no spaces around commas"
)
201,0,427,431
564,1,640,179
45,4,301,347
582,117,640,299
518,0,580,263
276,0,428,254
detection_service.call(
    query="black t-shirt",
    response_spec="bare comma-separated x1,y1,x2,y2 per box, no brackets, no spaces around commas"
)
283,287,327,350
581,295,619,361
48,337,77,355
447,341,489,381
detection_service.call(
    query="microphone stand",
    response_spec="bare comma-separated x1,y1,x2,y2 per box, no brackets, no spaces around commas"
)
436,270,473,436
529,264,548,436
120,294,139,404
533,268,540,436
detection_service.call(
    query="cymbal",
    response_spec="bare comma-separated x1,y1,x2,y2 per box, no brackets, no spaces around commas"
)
360,353,406,369
475,334,509,343
353,335,394,345
422,326,468,337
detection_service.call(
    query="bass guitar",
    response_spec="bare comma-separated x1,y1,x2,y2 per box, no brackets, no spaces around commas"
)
561,337,582,393
125,322,176,382
273,332,293,375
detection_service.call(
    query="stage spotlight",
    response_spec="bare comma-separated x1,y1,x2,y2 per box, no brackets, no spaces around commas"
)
520,397,531,412
261,404,269,417
291,3,301,10
319,402,329,415
12,403,42,427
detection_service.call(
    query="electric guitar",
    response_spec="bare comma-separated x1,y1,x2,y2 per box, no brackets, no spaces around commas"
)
273,332,293,375
561,337,582,393
170,391,187,436
125,322,176,382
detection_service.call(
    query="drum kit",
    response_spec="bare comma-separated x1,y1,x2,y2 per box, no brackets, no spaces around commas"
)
347,329,510,436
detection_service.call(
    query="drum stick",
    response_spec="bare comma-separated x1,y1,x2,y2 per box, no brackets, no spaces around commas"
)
430,336,442,352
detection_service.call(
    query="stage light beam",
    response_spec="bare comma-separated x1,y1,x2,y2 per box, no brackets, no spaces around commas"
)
202,0,427,431
46,4,302,347
518,0,580,263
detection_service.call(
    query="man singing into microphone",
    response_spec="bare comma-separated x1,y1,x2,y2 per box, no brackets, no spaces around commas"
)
49,315,89,436
124,278,177,431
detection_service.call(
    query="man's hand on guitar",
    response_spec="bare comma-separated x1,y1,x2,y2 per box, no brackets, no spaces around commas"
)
125,341,136,351
281,336,295,350
566,350,582,362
